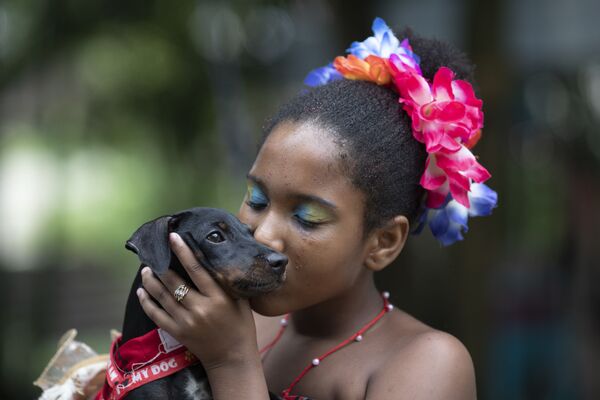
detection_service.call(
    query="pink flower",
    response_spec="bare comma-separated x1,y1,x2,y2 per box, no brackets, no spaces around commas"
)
392,67,483,153
421,147,491,208
391,65,489,209
389,53,421,77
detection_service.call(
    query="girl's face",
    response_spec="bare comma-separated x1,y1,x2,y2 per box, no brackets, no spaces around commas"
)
238,121,373,316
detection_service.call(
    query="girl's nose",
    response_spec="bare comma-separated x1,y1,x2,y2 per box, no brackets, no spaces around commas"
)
252,212,285,252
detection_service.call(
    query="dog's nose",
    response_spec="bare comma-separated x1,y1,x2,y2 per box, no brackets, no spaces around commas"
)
266,253,288,273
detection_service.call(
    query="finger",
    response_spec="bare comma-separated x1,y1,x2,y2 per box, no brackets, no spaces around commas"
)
140,266,198,316
169,232,225,297
136,287,179,334
150,267,201,310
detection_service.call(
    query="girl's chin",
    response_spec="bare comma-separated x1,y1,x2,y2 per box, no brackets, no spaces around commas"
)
249,286,289,316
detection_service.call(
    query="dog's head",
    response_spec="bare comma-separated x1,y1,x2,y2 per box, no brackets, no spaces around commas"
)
125,207,287,298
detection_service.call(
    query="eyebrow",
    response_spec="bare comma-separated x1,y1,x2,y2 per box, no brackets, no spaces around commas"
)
246,173,338,211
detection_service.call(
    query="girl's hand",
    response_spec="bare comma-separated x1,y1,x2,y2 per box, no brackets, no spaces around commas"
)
137,232,259,371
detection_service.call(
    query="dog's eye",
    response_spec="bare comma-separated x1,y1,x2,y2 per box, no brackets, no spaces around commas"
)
206,231,225,243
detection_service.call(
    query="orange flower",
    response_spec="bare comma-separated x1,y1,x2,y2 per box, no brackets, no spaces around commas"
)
333,54,392,85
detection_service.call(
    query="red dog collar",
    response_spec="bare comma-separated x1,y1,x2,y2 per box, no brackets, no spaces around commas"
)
96,328,199,400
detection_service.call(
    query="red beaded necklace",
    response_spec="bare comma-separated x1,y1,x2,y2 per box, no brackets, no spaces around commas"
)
260,292,393,399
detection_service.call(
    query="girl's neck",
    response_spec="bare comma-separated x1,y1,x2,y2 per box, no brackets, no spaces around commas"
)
289,272,384,339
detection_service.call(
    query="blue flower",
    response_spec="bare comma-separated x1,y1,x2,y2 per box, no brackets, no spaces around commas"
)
303,18,421,87
304,63,343,87
347,18,420,67
414,183,498,246
467,182,498,217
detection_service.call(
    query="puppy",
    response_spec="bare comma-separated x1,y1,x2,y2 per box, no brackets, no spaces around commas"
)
99,207,287,400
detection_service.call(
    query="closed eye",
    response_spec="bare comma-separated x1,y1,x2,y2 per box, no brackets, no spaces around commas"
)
293,215,320,229
293,204,331,230
246,200,267,210
246,182,269,211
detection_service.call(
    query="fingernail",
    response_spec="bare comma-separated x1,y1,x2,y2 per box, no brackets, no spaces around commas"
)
169,232,180,243
141,266,151,275
136,288,144,297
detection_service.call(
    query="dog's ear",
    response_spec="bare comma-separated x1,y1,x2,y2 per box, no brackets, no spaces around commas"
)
125,216,173,275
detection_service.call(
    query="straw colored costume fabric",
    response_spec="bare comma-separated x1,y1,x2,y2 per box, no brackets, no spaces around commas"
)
34,329,116,400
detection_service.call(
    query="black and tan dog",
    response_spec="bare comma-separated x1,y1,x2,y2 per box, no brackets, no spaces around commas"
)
113,207,287,399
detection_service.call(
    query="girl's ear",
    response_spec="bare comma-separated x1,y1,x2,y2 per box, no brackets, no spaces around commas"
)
363,215,409,271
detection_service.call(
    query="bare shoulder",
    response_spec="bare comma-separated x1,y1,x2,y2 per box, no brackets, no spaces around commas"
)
367,313,476,400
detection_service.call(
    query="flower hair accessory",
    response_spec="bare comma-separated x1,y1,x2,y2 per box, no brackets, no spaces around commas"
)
304,17,498,246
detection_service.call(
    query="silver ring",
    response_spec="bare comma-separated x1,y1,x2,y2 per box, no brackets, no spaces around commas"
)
173,284,190,302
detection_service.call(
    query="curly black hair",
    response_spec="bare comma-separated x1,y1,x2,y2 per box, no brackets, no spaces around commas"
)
261,29,477,235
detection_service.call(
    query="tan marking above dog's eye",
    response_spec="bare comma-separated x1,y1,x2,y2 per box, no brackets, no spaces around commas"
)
218,222,228,231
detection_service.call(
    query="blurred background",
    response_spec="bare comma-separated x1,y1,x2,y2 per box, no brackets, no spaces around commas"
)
1,0,599,398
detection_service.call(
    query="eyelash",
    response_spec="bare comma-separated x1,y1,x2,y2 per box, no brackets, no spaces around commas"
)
245,187,322,230
246,200,267,211
293,215,319,230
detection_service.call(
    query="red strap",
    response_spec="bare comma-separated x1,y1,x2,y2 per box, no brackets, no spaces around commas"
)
259,317,289,356
96,329,199,400
260,294,392,399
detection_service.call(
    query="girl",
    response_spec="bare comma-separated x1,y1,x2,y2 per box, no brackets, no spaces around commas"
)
136,19,496,400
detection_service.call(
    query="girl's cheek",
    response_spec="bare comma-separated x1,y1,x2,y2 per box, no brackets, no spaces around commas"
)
295,237,335,271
